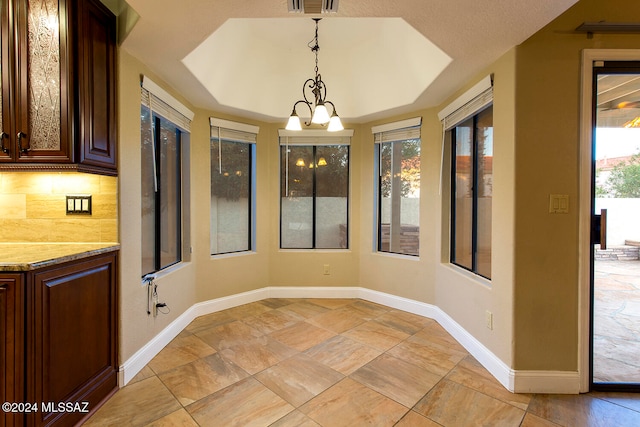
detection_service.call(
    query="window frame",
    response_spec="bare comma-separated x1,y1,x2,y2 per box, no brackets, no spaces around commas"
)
140,77,193,278
372,118,422,257
279,130,352,250
449,105,493,279
209,117,258,256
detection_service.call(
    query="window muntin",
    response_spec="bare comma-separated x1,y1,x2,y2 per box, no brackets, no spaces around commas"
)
210,138,254,254
141,107,183,276
280,144,349,249
451,105,493,278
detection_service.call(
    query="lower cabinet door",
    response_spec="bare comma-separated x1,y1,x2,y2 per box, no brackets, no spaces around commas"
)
27,253,118,427
0,274,24,427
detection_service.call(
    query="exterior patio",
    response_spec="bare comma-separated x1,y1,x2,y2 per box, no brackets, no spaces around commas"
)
593,258,640,384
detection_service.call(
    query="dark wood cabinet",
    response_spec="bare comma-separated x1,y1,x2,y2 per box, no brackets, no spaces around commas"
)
75,0,117,173
0,274,24,427
0,0,117,175
0,250,118,427
0,0,73,163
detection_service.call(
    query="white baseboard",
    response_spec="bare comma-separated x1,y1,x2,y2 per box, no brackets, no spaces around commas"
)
119,286,581,394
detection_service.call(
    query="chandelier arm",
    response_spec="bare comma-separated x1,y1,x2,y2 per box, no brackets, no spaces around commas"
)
302,78,317,105
292,100,314,126
324,100,337,115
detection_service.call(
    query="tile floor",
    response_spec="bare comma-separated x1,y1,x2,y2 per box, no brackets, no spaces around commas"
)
84,298,640,426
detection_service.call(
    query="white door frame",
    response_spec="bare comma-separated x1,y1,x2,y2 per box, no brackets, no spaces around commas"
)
578,49,640,392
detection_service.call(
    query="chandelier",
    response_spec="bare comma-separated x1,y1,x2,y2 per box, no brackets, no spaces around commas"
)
286,18,344,132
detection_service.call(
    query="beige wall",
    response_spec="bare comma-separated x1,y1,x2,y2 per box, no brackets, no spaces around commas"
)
0,172,117,242
117,50,198,362
513,0,640,371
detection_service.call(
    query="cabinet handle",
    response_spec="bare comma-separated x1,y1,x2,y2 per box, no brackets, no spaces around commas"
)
17,132,29,153
0,132,8,154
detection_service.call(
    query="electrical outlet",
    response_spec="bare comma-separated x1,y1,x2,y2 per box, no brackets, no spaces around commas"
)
485,310,493,330
323,264,330,275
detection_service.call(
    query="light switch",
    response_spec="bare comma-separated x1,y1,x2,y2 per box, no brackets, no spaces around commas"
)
66,195,92,215
549,194,569,214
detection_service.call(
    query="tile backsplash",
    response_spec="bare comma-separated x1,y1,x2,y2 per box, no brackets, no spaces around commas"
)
0,172,117,243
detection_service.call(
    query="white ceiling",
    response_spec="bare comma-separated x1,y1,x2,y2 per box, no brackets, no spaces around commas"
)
122,0,579,124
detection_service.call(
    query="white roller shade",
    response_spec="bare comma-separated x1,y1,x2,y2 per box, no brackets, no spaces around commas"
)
438,75,493,130
210,117,259,143
141,76,194,131
372,117,422,143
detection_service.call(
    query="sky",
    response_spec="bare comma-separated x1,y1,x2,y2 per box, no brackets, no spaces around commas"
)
595,127,640,160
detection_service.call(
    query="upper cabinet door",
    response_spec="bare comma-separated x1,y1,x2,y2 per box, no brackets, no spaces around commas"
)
0,0,71,163
76,0,117,172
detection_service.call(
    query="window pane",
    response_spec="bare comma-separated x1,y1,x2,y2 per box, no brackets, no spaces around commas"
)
454,118,473,269
315,146,349,249
158,116,181,269
211,139,252,254
378,139,420,256
141,106,155,276
281,145,314,248
476,106,493,278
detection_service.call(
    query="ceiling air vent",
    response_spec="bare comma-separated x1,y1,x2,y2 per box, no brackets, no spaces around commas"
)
288,0,339,14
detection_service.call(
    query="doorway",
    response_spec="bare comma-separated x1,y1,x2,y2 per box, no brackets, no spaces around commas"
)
591,61,640,391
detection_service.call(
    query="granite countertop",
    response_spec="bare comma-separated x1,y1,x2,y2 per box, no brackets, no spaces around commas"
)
0,243,120,271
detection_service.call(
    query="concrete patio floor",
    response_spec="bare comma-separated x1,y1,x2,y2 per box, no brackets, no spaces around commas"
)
593,260,640,384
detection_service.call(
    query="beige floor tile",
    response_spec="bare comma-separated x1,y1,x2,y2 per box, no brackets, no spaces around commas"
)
375,310,435,335
591,391,640,413
270,321,336,351
520,412,563,427
414,380,525,426
413,321,469,353
148,334,216,374
527,394,640,427
446,355,531,410
144,408,199,426
394,410,442,426
300,378,408,427
346,299,392,318
351,353,441,408
304,335,382,375
84,376,181,426
255,353,344,407
387,339,466,377
195,319,263,350
342,319,410,350
241,309,301,334
260,298,297,309
270,410,321,426
187,377,294,426
219,335,297,374
184,310,236,335
158,353,249,406
224,301,274,319
307,306,368,333
306,298,353,309
277,300,329,319
127,365,155,385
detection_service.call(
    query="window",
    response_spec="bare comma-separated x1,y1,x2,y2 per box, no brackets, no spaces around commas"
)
141,77,193,277
440,76,493,278
373,118,422,256
210,118,258,255
279,130,352,249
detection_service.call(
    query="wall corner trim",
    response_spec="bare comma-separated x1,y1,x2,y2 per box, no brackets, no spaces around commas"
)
119,286,581,394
